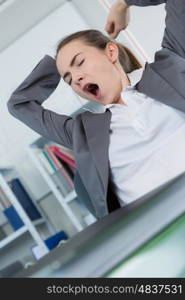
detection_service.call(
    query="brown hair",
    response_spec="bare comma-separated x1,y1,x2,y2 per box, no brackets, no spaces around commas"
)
56,30,141,73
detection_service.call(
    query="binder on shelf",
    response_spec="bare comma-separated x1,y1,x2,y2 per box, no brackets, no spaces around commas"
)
46,145,76,181
3,205,24,231
51,144,75,161
9,178,42,221
42,149,57,173
35,147,74,196
44,146,74,189
31,230,68,260
0,180,24,231
44,230,68,250
48,145,77,169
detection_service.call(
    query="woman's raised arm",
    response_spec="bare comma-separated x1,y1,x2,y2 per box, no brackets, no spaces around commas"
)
161,0,185,58
106,0,185,58
7,55,74,149
105,0,165,39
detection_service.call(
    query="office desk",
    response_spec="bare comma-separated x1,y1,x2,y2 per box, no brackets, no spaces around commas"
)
16,172,185,278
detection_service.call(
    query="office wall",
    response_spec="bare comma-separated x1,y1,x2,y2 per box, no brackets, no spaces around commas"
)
127,3,166,61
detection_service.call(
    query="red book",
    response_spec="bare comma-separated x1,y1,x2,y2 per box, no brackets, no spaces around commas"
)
45,146,62,169
50,145,74,160
48,146,77,169
45,146,74,188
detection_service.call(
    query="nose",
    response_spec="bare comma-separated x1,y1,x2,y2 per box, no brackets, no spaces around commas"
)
73,72,84,87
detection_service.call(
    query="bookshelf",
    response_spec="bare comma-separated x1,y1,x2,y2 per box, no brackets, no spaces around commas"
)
0,219,45,249
27,144,84,232
0,168,49,254
27,138,97,233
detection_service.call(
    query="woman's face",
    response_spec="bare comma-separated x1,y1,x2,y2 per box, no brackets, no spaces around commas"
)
56,39,129,106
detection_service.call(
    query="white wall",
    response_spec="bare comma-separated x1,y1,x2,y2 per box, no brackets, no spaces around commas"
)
128,4,166,61
0,1,89,199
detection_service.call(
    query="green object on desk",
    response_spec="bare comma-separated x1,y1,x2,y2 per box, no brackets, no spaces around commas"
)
107,214,185,278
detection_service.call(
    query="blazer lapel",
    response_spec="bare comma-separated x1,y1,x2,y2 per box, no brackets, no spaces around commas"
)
81,109,112,196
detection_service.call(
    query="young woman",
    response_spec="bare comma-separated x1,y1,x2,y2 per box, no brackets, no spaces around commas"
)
8,0,185,220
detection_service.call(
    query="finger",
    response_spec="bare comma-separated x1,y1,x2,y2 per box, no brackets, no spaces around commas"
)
110,31,118,39
110,28,120,39
105,20,115,34
113,24,125,38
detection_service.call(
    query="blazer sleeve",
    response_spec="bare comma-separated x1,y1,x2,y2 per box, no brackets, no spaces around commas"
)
125,0,165,6
7,55,74,149
125,0,185,58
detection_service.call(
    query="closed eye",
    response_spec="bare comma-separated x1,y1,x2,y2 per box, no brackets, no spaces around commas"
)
78,59,84,66
67,59,84,85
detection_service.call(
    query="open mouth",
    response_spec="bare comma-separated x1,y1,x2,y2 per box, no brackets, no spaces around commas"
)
83,83,101,99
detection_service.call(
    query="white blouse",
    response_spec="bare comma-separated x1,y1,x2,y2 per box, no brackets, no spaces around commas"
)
105,68,185,206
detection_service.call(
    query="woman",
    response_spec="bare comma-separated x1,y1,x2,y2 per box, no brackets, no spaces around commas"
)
8,0,185,219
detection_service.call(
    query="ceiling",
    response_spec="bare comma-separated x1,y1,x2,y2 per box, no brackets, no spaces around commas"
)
0,0,112,54
0,0,66,52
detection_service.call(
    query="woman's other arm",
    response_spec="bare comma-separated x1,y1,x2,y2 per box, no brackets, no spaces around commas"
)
7,55,74,149
106,1,185,59
161,0,185,58
105,0,165,39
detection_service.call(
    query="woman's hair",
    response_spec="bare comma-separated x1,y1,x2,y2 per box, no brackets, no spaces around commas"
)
56,29,142,73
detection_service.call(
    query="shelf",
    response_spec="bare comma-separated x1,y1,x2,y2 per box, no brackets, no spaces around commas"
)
0,218,45,249
33,218,45,226
0,226,27,249
64,190,77,203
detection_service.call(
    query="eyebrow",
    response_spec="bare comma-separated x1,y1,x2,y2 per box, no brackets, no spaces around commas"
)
63,52,82,82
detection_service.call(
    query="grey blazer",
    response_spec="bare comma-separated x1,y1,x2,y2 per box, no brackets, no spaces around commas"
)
7,0,185,219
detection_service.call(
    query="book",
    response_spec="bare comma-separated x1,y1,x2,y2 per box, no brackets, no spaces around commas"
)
45,146,74,189
3,205,24,230
36,149,55,175
54,156,75,181
42,149,58,173
31,230,68,259
48,145,76,169
51,144,75,161
44,146,62,169
8,178,42,221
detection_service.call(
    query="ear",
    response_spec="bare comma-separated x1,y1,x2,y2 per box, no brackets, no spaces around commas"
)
105,42,119,64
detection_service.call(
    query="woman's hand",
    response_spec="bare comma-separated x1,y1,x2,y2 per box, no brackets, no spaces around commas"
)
105,0,130,39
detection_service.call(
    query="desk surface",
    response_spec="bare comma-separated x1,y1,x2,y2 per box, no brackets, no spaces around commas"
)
16,172,185,278
107,214,185,277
